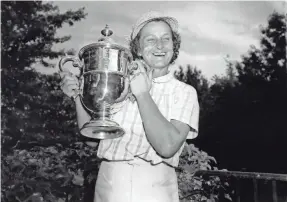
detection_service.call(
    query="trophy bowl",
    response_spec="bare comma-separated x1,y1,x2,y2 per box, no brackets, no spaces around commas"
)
59,25,133,139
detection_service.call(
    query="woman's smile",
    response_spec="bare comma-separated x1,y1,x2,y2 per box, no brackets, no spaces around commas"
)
138,21,174,70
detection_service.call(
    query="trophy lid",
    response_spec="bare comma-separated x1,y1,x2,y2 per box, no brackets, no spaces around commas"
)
78,25,132,59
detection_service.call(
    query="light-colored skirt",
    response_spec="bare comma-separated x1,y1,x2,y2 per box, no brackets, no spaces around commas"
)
94,158,179,202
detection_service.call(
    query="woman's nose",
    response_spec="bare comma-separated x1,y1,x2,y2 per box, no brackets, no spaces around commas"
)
156,40,163,49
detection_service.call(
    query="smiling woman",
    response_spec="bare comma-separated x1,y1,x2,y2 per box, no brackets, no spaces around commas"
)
93,11,200,202
130,19,181,70
59,10,200,202
137,21,174,73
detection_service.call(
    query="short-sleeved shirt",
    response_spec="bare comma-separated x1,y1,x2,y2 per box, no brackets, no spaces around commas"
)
97,71,199,167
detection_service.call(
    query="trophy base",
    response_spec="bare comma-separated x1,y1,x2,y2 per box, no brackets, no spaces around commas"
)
80,119,125,139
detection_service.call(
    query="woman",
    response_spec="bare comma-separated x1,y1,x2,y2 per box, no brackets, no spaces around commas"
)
60,11,199,202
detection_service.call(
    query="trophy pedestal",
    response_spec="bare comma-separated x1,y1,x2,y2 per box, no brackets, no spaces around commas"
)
80,119,125,139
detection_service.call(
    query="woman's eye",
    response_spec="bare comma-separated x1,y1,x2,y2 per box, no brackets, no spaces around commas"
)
162,37,170,42
147,38,156,43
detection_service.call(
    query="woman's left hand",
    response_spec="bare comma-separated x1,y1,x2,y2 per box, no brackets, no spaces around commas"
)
129,60,153,98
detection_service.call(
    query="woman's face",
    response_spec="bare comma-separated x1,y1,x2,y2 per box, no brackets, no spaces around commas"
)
138,21,173,70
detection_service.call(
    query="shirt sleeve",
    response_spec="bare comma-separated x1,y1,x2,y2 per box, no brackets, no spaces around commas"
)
169,84,199,139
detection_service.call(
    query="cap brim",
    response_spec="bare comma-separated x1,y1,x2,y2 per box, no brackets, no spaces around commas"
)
131,16,178,40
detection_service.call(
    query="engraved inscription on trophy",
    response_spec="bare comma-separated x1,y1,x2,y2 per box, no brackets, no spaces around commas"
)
102,47,110,70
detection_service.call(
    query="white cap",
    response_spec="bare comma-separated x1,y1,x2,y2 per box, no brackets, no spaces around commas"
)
130,11,179,40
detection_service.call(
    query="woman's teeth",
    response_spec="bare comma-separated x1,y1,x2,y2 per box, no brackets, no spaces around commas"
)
153,52,166,56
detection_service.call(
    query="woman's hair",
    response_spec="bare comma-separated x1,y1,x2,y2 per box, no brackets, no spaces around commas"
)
129,19,181,64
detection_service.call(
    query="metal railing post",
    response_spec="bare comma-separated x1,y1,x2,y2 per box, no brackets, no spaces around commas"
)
272,180,278,202
253,179,259,202
194,170,287,202
236,179,241,202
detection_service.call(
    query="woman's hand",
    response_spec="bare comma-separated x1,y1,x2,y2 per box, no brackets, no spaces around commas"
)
129,60,153,98
85,141,99,147
59,71,80,99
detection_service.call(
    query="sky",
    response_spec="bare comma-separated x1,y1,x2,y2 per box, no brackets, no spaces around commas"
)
35,1,286,80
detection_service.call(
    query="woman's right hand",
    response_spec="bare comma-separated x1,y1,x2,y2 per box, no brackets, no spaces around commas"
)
59,71,80,98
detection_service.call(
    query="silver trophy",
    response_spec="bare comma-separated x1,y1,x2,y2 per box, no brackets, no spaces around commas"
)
59,25,132,139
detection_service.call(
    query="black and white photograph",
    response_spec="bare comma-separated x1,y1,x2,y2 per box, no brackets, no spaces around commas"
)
1,1,287,202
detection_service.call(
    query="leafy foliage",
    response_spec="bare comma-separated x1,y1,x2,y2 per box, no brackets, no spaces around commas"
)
177,144,232,202
2,144,99,202
174,67,232,201
1,1,87,149
1,1,93,202
1,1,83,68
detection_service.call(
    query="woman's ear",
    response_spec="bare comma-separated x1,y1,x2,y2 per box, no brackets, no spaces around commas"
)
137,38,142,56
137,47,143,58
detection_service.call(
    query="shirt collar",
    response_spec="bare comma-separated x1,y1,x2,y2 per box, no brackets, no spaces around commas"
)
152,71,174,83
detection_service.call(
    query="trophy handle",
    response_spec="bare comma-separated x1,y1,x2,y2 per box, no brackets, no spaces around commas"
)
58,55,85,97
58,55,84,77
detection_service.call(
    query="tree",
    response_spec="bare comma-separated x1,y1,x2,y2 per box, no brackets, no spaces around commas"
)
175,66,233,201
237,12,286,87
1,0,86,150
233,11,286,141
232,11,287,172
201,11,287,172
1,2,96,201
176,12,287,173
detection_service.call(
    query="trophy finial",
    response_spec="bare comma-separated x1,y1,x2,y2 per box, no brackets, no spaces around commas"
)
101,25,113,37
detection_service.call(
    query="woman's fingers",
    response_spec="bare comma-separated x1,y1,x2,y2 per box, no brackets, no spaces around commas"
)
129,61,139,75
61,76,77,85
59,71,80,97
61,83,78,94
133,60,145,74
60,72,79,86
63,80,78,88
130,72,144,81
59,71,73,79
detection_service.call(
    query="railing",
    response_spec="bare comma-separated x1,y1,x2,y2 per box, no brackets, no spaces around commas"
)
195,170,287,202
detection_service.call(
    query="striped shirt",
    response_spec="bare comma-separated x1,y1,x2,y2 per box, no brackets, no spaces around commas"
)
97,71,199,167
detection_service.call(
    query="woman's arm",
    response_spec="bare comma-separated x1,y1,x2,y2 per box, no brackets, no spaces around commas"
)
59,71,97,146
129,61,198,158
136,92,190,158
74,97,100,147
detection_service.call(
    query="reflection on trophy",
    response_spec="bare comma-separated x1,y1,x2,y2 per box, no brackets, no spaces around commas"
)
59,25,133,139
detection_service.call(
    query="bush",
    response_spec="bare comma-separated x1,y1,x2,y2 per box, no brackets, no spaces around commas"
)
1,143,99,202
1,142,232,202
177,143,232,202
